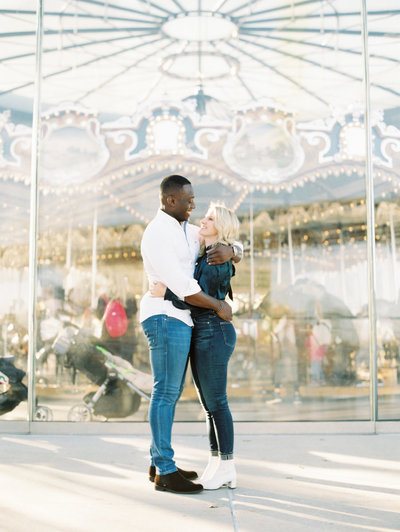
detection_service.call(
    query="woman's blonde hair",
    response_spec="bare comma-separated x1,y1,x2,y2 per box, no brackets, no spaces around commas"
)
206,202,239,247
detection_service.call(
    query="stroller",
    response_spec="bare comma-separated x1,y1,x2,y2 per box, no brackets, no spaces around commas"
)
53,326,152,421
0,357,27,416
0,357,53,420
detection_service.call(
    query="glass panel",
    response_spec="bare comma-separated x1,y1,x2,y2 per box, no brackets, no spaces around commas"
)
5,1,398,424
368,5,400,420
33,0,375,423
31,2,151,422
0,2,37,422
218,5,371,421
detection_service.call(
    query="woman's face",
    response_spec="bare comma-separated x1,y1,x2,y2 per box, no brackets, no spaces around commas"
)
199,208,218,241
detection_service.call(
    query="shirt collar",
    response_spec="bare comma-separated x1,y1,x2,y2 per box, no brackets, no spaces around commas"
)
157,208,184,228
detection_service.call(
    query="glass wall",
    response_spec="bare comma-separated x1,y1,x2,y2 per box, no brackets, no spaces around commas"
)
368,5,400,420
0,1,399,427
0,3,36,421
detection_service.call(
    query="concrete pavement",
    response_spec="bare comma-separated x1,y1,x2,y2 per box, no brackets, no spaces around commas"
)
0,432,399,531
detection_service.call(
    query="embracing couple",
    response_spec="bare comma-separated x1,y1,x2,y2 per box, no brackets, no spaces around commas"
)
140,174,242,494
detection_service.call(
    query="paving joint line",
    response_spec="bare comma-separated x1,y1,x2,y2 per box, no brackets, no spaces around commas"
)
228,488,239,531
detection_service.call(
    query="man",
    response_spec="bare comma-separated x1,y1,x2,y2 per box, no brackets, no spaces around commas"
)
140,174,241,494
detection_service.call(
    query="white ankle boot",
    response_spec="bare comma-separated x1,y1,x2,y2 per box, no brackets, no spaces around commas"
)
200,455,219,482
202,459,237,490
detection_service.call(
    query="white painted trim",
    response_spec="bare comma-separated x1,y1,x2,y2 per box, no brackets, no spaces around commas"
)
375,421,400,434
0,421,29,434
1,420,399,435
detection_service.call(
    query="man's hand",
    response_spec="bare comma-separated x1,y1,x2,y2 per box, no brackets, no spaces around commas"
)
216,300,232,322
206,243,234,265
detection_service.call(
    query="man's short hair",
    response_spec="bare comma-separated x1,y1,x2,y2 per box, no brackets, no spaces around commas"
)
160,175,191,195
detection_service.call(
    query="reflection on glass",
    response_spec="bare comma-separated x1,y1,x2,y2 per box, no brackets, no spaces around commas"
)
368,9,400,420
1,2,399,425
0,4,36,420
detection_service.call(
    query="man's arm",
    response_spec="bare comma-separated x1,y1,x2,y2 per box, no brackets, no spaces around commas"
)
141,228,200,299
206,242,243,265
150,282,232,321
184,291,232,321
143,229,233,320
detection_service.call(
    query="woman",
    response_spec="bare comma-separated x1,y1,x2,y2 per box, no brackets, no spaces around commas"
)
150,202,239,490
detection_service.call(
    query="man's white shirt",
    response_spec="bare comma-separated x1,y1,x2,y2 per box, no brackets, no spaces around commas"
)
140,209,201,326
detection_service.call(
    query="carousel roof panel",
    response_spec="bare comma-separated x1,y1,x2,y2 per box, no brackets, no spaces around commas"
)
0,1,399,247
0,1,399,119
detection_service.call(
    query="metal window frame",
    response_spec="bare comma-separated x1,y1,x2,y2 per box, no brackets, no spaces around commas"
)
14,0,383,433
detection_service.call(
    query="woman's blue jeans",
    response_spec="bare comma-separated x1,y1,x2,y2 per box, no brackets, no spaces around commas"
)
141,315,192,475
190,312,236,456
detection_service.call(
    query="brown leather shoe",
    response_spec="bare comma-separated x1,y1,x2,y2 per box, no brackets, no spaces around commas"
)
149,465,198,483
155,471,203,494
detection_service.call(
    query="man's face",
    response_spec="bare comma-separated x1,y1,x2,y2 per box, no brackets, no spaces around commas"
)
171,184,196,222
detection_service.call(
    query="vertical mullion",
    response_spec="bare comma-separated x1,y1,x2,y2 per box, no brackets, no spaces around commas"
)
361,0,378,427
27,0,44,428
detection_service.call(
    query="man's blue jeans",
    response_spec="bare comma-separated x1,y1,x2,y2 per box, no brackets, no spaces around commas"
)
141,314,192,475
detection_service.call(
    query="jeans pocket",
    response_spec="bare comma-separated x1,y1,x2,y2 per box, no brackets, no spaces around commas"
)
192,321,213,350
142,318,158,347
220,322,236,348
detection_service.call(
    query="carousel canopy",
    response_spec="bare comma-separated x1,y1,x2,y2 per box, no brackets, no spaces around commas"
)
1,1,399,119
0,1,399,243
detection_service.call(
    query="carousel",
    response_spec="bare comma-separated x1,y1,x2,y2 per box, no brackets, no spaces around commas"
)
0,1,400,422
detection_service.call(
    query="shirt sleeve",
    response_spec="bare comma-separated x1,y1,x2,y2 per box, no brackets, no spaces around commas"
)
141,226,200,299
164,287,190,310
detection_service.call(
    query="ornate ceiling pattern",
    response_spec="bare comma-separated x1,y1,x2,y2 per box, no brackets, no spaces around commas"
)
1,99,400,236
1,1,399,119
0,1,399,251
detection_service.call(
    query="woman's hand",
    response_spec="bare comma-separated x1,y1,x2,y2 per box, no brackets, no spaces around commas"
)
149,281,167,298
